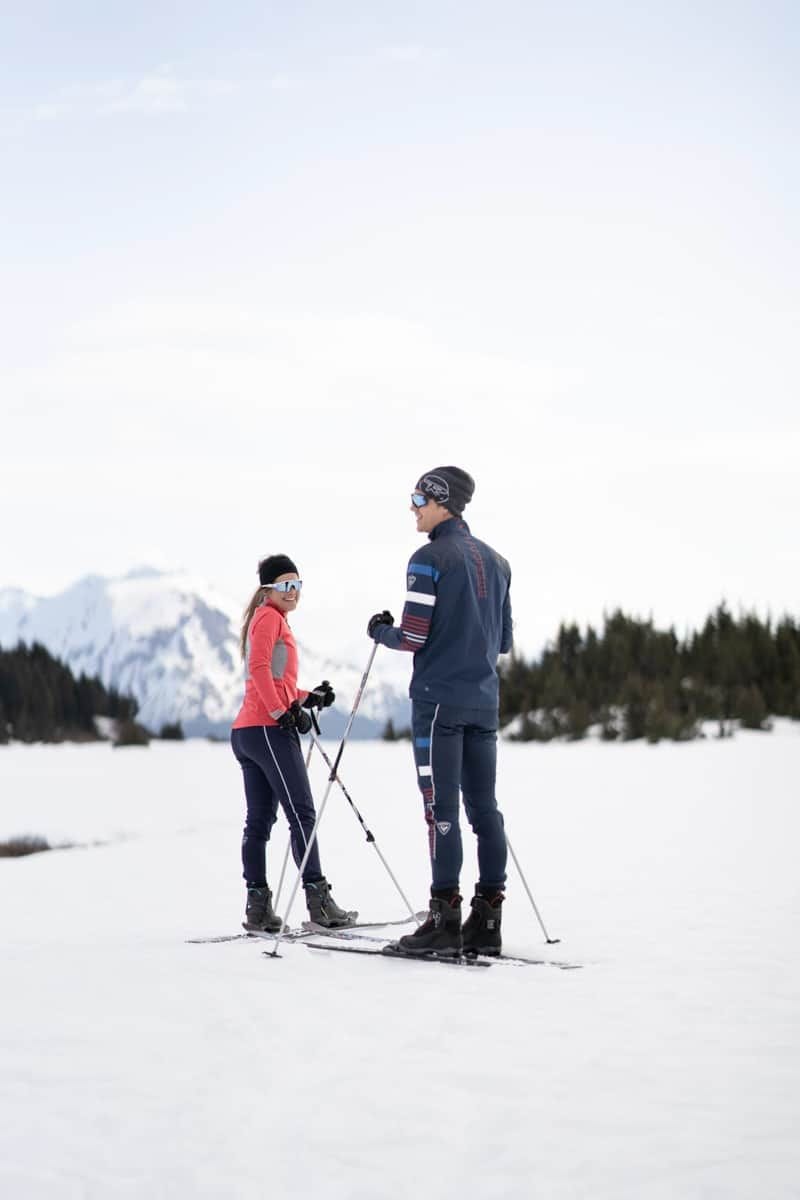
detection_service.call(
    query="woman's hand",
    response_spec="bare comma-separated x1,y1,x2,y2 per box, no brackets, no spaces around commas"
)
302,680,336,710
277,702,312,734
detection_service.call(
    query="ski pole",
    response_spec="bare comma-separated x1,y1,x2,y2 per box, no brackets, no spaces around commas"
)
506,834,560,944
307,708,419,925
269,643,380,957
271,726,316,914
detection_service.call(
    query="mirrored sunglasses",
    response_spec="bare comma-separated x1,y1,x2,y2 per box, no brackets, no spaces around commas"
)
411,492,428,508
265,579,303,593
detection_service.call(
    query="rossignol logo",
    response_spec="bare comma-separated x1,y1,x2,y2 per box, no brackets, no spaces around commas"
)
421,474,450,503
436,821,452,835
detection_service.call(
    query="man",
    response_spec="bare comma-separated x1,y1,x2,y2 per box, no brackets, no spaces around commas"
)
367,466,513,957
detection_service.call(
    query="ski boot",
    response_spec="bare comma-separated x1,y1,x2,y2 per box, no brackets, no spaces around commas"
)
243,885,282,933
461,888,504,957
304,878,357,928
388,892,463,958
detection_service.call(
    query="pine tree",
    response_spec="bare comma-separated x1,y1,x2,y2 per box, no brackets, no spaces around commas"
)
736,684,769,731
159,722,185,740
499,604,799,743
0,644,138,744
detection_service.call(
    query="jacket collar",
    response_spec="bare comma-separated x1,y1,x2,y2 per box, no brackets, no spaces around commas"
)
429,517,469,542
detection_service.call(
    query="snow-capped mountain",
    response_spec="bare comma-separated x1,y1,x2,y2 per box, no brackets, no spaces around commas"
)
0,569,410,738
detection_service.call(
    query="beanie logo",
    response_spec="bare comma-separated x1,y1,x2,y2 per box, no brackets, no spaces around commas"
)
421,474,450,503
407,574,416,588
436,821,452,835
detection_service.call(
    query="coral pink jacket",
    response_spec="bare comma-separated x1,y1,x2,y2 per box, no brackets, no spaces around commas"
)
232,603,308,729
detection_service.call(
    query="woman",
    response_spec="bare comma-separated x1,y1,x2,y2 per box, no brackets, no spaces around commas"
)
231,553,356,931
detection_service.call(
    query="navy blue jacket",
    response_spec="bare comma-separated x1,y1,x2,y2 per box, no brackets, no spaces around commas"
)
373,518,513,710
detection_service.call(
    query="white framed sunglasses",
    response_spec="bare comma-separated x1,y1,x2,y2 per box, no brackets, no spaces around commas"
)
265,579,303,593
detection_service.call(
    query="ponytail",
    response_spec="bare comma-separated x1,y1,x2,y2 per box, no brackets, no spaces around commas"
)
240,586,267,660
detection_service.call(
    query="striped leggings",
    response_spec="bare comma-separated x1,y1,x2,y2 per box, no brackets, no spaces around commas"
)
411,700,507,892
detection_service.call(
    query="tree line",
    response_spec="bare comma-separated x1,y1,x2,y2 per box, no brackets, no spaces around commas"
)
499,605,800,743
0,641,139,744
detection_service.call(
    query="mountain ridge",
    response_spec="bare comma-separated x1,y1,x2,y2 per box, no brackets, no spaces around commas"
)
0,570,410,739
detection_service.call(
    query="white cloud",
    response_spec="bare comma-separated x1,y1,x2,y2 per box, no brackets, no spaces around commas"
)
268,73,302,92
375,45,447,65
24,70,240,123
9,41,445,134
105,73,238,115
32,102,68,122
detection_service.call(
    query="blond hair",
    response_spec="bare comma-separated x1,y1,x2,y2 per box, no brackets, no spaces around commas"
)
240,586,268,660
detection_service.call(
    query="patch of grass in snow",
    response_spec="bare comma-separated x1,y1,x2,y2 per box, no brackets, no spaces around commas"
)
0,834,53,858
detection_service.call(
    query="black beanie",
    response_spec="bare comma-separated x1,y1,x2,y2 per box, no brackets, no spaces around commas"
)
258,554,299,585
415,466,475,516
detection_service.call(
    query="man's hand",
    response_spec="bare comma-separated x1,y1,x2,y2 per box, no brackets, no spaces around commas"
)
367,610,395,638
302,680,336,710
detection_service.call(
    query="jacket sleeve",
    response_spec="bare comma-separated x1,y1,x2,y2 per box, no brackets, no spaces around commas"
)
248,609,289,719
373,551,439,654
500,585,513,654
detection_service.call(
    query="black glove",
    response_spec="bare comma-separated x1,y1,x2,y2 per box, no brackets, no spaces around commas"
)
277,708,296,731
368,610,395,638
302,680,335,710
278,702,312,735
291,701,312,734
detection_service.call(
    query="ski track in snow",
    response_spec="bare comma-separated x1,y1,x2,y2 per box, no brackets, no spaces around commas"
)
1,731,799,1199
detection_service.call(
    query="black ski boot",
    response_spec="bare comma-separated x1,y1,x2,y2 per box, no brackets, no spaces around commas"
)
304,878,357,928
391,893,463,957
243,885,282,933
461,888,504,957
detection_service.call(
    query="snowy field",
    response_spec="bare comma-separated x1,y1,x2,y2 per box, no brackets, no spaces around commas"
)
1,728,799,1199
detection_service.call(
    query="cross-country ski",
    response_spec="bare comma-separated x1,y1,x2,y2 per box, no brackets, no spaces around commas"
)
186,911,427,945
303,942,493,968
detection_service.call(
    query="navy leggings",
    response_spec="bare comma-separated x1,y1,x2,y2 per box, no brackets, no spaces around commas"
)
231,724,323,886
412,700,507,892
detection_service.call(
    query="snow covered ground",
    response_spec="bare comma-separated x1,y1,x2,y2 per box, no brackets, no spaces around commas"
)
1,727,799,1199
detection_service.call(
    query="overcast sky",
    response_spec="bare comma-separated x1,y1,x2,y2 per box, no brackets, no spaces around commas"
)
2,1,798,664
